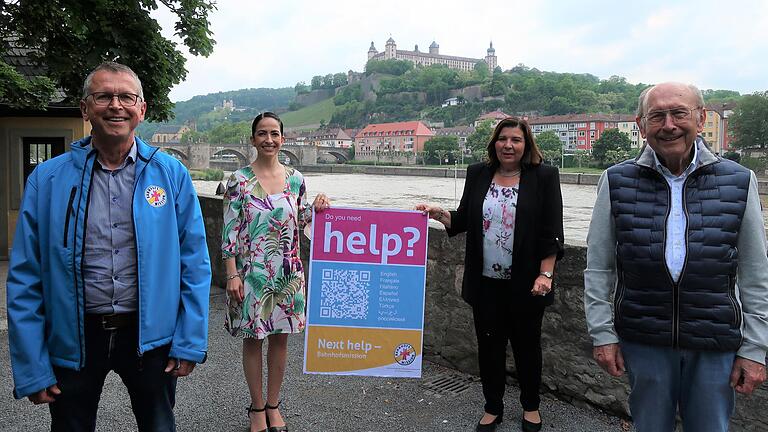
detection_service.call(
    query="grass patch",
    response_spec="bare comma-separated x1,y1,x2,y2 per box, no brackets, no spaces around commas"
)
281,98,336,128
561,167,605,174
346,160,402,166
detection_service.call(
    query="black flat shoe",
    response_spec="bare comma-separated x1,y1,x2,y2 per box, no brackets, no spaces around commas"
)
247,404,268,432
266,401,288,432
522,417,543,432
475,413,503,432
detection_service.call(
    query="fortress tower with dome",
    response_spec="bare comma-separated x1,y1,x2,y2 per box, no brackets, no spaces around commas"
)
367,37,498,72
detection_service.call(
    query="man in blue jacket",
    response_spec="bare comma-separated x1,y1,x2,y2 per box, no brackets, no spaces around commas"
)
6,62,211,431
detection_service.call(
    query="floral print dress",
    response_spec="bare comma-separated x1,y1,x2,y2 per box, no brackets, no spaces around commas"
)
481,181,519,279
221,165,309,338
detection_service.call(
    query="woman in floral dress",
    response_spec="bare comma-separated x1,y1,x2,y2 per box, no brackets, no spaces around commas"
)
222,112,329,432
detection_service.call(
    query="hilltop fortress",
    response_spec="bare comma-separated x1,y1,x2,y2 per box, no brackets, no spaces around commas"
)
367,37,498,72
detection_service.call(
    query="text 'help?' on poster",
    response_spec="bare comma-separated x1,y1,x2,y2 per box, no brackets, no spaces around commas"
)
303,207,428,378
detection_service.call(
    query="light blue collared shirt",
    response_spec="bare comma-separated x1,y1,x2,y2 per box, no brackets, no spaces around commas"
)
83,142,138,314
652,140,700,282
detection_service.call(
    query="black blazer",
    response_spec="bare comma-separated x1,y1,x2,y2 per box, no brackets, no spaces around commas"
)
446,162,564,306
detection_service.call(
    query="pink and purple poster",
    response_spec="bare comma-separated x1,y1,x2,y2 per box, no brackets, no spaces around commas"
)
303,207,428,378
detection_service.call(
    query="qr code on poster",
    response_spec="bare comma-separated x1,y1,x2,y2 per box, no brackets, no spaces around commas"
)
319,269,371,319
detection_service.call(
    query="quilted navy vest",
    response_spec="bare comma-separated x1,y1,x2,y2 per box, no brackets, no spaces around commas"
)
607,157,750,351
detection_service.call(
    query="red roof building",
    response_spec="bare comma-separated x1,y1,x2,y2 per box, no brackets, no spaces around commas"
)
355,121,434,153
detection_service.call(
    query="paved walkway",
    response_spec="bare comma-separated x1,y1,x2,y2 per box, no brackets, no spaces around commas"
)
0,264,628,431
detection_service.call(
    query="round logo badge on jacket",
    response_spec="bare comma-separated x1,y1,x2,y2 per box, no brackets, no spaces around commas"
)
144,185,167,207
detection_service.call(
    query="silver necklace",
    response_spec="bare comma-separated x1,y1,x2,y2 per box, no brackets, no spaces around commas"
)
498,168,521,178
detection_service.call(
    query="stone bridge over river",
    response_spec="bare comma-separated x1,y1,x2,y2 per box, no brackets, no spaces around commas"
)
158,142,351,170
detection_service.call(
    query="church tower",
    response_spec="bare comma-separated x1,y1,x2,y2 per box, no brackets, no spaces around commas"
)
368,41,378,60
485,41,497,72
385,37,396,60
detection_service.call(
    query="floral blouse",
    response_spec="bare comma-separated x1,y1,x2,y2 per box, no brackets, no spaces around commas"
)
221,165,310,338
481,181,519,279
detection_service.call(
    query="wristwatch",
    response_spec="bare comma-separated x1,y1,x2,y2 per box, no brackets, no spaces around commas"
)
539,271,553,279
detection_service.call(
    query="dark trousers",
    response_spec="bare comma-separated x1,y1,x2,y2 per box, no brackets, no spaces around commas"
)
473,277,545,416
49,315,177,432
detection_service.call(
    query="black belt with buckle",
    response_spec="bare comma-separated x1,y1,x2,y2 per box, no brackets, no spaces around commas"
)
85,312,137,331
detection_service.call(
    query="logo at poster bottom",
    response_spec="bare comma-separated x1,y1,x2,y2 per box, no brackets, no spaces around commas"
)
394,343,417,366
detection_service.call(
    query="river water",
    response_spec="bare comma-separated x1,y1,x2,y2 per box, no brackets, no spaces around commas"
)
194,173,596,245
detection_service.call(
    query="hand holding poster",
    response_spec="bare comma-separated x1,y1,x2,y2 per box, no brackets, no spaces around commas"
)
303,207,428,378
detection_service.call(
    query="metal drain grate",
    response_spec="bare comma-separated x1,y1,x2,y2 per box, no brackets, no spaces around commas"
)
422,372,475,397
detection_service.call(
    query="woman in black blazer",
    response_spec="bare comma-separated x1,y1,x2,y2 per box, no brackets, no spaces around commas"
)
417,117,564,432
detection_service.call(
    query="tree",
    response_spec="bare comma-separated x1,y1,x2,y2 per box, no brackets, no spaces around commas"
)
1,0,216,121
294,81,310,94
207,121,249,144
592,128,631,166
473,60,489,81
332,73,348,88
424,136,459,165
323,74,334,89
466,120,494,155
728,91,768,149
0,60,56,109
536,131,563,166
310,76,323,90
364,59,413,76
180,129,207,144
572,150,591,169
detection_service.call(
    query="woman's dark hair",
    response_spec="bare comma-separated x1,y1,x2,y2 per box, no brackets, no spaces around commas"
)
251,111,284,137
485,117,543,169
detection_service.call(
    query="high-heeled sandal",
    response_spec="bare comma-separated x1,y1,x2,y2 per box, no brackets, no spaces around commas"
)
265,401,288,432
247,403,268,432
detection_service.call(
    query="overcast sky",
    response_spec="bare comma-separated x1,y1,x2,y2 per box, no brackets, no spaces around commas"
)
153,0,768,102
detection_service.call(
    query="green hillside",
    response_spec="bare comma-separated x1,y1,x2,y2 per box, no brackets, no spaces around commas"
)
281,97,336,128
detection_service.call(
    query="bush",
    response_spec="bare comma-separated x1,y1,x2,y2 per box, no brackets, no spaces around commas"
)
723,151,741,163
738,156,767,174
189,168,224,181
288,101,304,111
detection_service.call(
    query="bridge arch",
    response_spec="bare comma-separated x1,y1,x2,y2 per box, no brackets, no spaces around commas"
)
212,149,249,166
279,150,300,166
325,150,349,163
161,147,188,162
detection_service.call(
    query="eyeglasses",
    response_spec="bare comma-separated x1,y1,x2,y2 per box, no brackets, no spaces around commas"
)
643,106,701,125
86,92,142,106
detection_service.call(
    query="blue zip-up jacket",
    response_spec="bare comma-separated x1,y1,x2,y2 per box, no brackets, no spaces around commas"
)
6,136,211,399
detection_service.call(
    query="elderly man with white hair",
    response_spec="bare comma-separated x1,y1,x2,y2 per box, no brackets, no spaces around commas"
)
584,82,768,432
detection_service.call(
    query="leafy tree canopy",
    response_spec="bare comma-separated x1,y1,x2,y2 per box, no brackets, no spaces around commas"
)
423,135,459,164
728,91,768,149
536,130,562,153
1,0,216,121
364,59,413,76
0,60,56,109
466,120,494,155
703,89,742,105
310,73,348,90
206,120,250,144
294,81,310,94
592,128,632,166
536,130,563,166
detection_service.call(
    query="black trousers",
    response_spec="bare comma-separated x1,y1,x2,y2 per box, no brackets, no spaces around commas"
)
472,276,545,416
49,315,177,432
